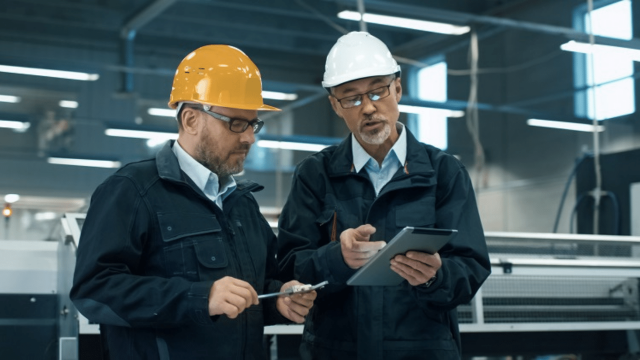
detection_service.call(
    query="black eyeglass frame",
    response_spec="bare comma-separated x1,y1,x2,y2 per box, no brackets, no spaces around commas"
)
200,105,264,134
333,80,395,110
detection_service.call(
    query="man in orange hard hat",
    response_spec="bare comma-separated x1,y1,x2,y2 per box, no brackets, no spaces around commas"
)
71,45,316,359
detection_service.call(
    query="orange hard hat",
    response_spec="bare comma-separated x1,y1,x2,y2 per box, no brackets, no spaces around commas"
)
168,45,280,111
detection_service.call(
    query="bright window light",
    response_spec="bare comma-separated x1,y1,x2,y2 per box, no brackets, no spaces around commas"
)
257,140,328,152
59,100,78,109
262,91,298,101
0,64,99,81
338,10,470,35
47,157,121,168
4,194,20,203
572,0,634,120
410,61,449,150
527,119,605,132
0,95,21,103
0,120,31,131
148,108,176,117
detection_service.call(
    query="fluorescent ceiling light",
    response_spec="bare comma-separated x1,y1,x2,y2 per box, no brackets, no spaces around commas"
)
35,211,57,221
560,40,640,61
47,157,121,168
527,119,605,132
0,95,21,103
0,120,31,131
105,128,177,140
398,104,465,118
4,194,20,203
148,108,176,117
59,100,78,109
257,140,328,152
0,64,99,81
338,10,470,35
262,91,298,101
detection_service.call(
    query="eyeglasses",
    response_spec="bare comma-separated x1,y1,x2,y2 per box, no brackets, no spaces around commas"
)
200,105,264,134
334,81,394,109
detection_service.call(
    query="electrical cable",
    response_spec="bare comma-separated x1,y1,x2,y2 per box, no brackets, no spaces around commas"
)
465,28,486,191
553,153,589,233
586,0,604,234
603,191,620,235
570,193,588,234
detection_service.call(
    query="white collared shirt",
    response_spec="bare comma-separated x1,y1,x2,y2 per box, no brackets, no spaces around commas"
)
172,141,237,209
351,123,407,196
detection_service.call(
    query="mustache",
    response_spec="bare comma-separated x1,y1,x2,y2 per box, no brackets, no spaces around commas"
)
234,144,251,152
361,115,387,125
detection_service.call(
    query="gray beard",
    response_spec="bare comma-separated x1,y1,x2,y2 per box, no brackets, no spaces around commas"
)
195,126,247,177
359,122,391,145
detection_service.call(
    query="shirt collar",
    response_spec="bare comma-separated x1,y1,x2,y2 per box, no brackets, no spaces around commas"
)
171,141,236,197
351,122,407,172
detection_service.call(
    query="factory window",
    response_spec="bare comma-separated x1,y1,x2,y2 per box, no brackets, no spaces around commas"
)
408,59,448,150
574,0,634,120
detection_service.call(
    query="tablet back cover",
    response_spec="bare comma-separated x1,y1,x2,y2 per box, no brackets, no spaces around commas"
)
347,227,456,286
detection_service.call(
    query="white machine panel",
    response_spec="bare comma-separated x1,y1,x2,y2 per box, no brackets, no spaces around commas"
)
0,240,57,294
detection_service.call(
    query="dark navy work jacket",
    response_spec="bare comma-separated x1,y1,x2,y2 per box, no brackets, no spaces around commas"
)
278,129,491,360
71,141,285,360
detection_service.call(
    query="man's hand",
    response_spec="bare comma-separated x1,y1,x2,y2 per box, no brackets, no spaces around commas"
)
208,276,258,318
276,280,317,323
340,224,386,269
390,251,442,286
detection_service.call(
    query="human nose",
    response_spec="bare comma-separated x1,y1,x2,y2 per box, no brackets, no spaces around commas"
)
239,126,255,144
359,95,377,114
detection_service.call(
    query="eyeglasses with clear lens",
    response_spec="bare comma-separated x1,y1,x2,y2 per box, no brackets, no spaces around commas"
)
335,82,393,110
201,105,264,134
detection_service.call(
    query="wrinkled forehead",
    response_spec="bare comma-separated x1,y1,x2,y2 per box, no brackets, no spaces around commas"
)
332,75,394,97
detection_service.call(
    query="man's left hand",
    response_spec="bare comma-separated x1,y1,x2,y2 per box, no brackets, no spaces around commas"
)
276,280,317,323
390,251,442,286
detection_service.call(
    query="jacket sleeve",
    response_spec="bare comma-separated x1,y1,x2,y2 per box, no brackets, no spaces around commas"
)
410,164,491,311
70,175,214,328
277,163,356,296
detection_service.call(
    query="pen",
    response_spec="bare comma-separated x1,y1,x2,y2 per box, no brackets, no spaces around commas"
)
258,281,329,299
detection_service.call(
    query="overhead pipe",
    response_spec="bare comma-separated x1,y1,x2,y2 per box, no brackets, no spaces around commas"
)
119,0,177,93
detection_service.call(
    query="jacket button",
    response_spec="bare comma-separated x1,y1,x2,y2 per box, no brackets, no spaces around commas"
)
211,256,216,261
167,226,172,231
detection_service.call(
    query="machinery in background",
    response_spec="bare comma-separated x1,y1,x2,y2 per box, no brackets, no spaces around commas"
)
1,214,635,359
0,239,58,359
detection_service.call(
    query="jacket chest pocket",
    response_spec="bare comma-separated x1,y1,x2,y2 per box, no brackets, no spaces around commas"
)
158,212,228,281
316,207,361,243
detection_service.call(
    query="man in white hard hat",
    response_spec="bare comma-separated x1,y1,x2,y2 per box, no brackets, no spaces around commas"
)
71,45,317,360
277,32,490,359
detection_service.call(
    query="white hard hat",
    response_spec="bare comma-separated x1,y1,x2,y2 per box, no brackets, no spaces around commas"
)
322,31,401,89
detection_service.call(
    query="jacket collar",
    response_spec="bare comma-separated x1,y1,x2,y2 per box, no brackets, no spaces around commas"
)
156,140,263,194
328,126,435,177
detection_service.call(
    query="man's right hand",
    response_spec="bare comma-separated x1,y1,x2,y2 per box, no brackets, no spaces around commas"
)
340,224,386,269
208,276,258,318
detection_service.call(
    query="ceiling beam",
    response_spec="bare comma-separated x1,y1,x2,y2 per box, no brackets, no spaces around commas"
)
333,0,640,50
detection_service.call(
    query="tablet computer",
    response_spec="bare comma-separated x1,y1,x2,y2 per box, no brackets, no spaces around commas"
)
346,227,456,286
